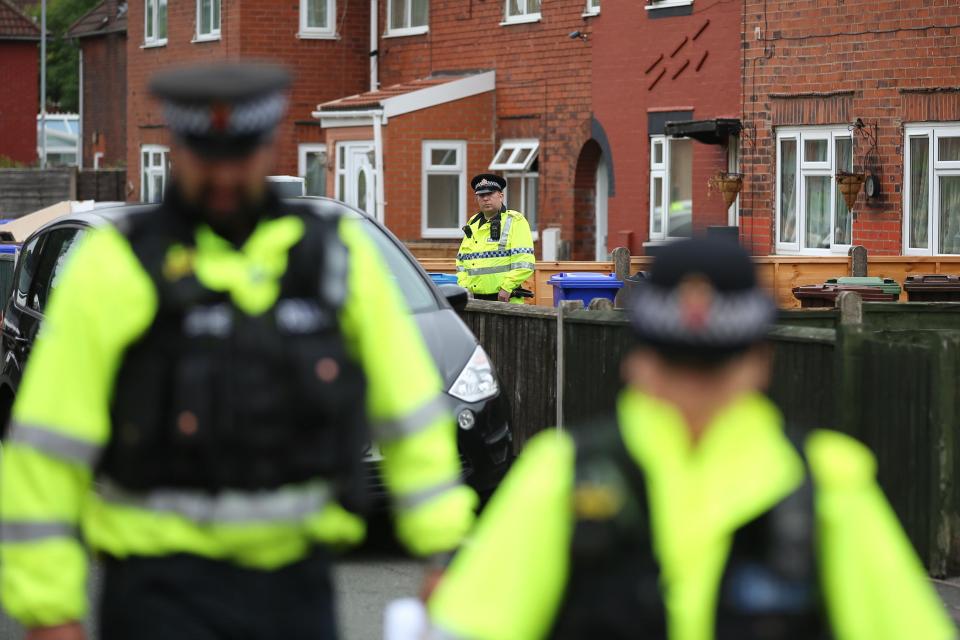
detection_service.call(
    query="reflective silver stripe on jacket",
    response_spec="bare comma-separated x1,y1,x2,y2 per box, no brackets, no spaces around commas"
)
464,262,536,277
394,478,461,512
9,422,103,466
507,261,535,271
97,479,332,524
498,215,515,248
0,520,76,543
373,394,449,443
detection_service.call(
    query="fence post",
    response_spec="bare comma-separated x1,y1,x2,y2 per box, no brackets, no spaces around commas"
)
849,245,868,277
835,290,865,439
612,247,631,309
556,299,583,431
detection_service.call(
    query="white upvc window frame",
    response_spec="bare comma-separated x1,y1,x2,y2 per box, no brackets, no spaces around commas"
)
645,0,694,11
648,134,693,242
385,0,429,37
298,143,328,197
727,135,740,226
505,169,539,232
583,0,600,16
143,0,168,46
299,0,336,39
775,126,854,255
141,144,170,203
903,123,960,255
421,140,467,239
194,0,221,41
502,0,541,25
489,139,539,172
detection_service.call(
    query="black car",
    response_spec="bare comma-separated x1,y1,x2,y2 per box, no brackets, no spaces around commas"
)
0,198,513,497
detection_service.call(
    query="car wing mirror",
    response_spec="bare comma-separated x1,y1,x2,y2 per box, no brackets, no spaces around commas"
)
438,284,469,313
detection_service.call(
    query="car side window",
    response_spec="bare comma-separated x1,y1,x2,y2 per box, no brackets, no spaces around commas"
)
15,235,42,310
28,228,84,314
48,228,85,295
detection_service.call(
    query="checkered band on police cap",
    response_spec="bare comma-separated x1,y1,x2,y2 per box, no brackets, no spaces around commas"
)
162,92,288,138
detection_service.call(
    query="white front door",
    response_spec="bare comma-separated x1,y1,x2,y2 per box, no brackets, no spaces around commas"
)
337,141,377,217
595,156,609,260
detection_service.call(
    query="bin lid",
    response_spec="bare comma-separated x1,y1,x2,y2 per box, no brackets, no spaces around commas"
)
547,272,623,287
904,274,960,290
827,276,901,295
793,284,898,300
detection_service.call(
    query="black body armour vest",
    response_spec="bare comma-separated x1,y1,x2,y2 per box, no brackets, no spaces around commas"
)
98,202,369,506
550,417,832,640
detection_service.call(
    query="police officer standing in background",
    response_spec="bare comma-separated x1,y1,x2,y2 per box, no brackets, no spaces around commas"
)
456,174,535,303
0,63,476,640
428,238,952,640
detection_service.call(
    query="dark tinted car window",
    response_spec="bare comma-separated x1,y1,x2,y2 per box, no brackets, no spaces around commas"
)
0,254,15,307
15,235,42,310
30,228,84,313
48,228,85,295
353,218,437,314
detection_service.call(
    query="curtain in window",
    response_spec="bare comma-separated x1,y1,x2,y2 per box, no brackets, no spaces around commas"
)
939,176,960,254
834,138,853,245
307,0,327,28
805,176,831,249
305,153,326,196
779,139,797,243
910,136,929,249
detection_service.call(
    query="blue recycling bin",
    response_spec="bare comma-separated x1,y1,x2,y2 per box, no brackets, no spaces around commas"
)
428,273,459,287
547,272,623,307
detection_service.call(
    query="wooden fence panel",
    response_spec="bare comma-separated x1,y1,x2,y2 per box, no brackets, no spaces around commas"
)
76,169,126,202
766,326,837,435
561,309,632,427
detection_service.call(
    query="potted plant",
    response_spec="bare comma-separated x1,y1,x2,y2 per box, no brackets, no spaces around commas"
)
836,171,865,210
708,172,743,208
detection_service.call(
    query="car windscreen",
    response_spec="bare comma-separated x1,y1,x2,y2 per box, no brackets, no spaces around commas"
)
349,217,438,314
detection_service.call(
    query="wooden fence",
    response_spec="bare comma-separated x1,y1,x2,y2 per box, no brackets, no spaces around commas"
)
462,297,960,574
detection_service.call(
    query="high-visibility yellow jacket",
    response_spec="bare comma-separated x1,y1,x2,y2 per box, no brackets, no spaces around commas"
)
456,209,534,303
428,390,954,640
0,210,477,628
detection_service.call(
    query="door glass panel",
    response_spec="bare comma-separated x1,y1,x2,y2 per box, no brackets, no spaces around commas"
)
779,139,797,243
804,138,827,163
804,175,831,249
834,137,853,245
909,136,930,249
427,174,459,229
357,171,368,213
667,139,692,237
939,176,960,254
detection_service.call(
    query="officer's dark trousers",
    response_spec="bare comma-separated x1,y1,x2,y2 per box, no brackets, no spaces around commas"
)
99,549,337,640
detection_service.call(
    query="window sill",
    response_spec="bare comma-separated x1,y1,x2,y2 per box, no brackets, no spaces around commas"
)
140,40,167,49
582,10,600,18
191,33,221,43
645,0,693,9
500,15,542,26
297,31,339,40
382,26,429,38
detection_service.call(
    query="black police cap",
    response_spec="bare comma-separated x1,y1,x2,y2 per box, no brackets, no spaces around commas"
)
472,174,507,194
629,238,775,363
149,62,291,158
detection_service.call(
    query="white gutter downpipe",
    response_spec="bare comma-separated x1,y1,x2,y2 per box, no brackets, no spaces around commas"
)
370,0,378,92
78,48,83,168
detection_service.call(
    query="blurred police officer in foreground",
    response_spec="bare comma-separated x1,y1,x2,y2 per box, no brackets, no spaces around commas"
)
455,175,535,303
0,63,476,640
427,238,952,639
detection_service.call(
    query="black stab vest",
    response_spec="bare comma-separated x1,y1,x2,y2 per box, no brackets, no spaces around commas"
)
98,202,369,506
550,417,832,640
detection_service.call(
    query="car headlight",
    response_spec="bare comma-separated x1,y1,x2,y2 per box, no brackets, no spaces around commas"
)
448,345,499,403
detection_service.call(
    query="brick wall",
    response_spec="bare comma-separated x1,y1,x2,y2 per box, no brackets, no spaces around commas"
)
126,0,369,200
592,2,741,255
81,33,127,169
375,0,594,246
741,0,960,256
0,41,38,165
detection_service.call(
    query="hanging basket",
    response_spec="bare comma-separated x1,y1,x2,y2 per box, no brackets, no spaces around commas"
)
836,172,865,210
708,172,743,208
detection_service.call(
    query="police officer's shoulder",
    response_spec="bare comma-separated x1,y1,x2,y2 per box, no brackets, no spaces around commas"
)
505,209,527,220
804,429,878,489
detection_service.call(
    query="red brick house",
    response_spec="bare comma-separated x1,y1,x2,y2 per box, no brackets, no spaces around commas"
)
740,0,960,257
590,0,742,257
0,0,40,165
67,0,127,170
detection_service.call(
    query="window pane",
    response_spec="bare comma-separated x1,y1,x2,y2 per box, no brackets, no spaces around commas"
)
910,136,930,249
804,138,827,163
430,148,457,166
411,0,428,27
158,0,167,38
653,140,663,165
305,152,327,196
201,0,212,34
667,139,692,237
525,176,538,230
939,137,960,163
308,0,327,28
527,0,540,13
146,0,154,38
514,147,532,167
506,176,521,209
493,146,513,166
508,0,522,16
779,139,797,243
834,138,853,245
804,176,831,249
390,0,405,29
651,176,663,235
426,174,460,229
213,0,220,29
939,176,960,254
